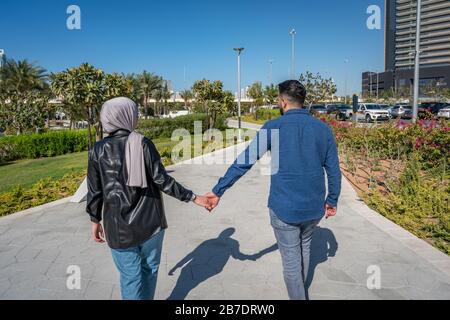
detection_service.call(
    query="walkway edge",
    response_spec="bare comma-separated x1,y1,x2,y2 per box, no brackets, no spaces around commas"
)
0,197,72,222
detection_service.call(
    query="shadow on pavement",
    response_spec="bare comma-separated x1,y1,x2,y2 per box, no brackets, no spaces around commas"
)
305,226,338,299
167,227,278,300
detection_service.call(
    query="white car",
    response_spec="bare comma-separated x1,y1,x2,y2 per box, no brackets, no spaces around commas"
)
161,110,190,119
356,103,390,123
437,106,450,119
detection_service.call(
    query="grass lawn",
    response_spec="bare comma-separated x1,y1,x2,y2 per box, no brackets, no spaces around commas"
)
0,151,89,194
0,137,174,194
232,115,274,125
0,130,255,195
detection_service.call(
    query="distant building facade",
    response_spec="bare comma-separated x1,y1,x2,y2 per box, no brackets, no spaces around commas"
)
363,0,450,98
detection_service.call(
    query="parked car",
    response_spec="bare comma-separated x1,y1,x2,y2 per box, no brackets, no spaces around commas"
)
390,105,413,119
430,102,449,115
418,102,448,118
309,105,328,116
160,110,190,119
356,103,390,123
326,104,353,121
437,105,450,119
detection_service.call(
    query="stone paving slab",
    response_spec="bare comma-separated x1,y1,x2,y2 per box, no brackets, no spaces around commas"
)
1,139,450,300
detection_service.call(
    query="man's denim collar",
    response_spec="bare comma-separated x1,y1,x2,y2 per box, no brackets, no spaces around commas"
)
285,108,310,116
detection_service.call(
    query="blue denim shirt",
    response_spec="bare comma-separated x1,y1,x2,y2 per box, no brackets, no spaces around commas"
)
212,109,342,224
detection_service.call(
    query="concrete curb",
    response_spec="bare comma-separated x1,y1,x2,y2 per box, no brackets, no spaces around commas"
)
0,197,72,222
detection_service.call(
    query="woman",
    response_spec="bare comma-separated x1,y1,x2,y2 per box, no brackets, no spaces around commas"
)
86,97,210,300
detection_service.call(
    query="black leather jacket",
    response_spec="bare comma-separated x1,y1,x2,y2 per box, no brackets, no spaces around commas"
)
86,129,194,249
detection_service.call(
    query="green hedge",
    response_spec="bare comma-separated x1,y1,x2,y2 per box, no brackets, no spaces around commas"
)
0,130,92,163
256,108,281,121
0,113,230,163
138,113,229,139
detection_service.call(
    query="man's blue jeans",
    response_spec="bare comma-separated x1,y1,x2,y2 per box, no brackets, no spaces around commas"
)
270,209,321,300
111,230,165,300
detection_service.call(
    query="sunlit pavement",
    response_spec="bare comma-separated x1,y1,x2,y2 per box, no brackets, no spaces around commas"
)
0,129,450,300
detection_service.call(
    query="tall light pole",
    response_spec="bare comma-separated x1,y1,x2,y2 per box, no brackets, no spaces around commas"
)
269,59,274,85
344,59,349,104
376,72,379,102
412,0,422,123
234,48,244,142
0,49,4,68
289,29,296,79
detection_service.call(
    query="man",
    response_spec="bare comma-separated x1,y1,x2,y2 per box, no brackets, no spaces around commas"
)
206,80,342,300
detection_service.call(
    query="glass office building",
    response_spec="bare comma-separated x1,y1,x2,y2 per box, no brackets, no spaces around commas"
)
363,0,450,97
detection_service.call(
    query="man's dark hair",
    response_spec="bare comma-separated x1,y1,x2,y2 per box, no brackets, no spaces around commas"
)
278,80,307,106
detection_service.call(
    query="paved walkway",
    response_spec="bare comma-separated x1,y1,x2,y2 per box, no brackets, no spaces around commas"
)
1,134,450,300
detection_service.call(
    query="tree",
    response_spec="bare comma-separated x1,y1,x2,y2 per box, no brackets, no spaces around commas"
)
180,90,194,111
0,91,50,135
264,84,278,106
50,63,131,148
50,72,85,130
222,90,237,114
0,59,48,93
247,82,264,118
0,58,50,134
299,72,337,106
192,79,226,128
136,71,163,118
161,81,172,115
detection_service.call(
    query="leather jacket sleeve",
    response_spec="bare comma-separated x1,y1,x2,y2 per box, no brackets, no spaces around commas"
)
143,137,194,202
86,147,104,223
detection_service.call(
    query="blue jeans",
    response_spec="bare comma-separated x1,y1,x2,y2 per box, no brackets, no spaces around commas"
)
111,230,165,300
270,209,320,300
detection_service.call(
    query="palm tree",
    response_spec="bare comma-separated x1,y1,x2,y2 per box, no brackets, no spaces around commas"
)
137,71,162,118
180,90,194,111
0,59,50,134
247,82,264,119
0,59,47,93
160,81,172,116
264,84,278,106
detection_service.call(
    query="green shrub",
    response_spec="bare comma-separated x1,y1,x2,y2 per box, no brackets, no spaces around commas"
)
0,171,86,217
138,113,228,139
365,153,450,254
0,113,230,163
0,130,93,163
256,108,281,121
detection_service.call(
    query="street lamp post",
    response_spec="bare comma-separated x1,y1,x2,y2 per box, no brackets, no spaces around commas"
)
269,59,274,85
290,29,296,79
376,72,379,102
412,0,422,123
344,59,349,104
234,48,245,143
0,49,4,68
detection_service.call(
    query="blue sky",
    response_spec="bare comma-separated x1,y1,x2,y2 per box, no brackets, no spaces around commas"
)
1,0,385,95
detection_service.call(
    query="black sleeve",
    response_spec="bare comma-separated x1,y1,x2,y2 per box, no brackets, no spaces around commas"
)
86,148,103,223
143,138,194,202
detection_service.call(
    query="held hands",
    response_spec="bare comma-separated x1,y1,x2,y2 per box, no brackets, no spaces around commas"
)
325,204,337,219
193,192,221,212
